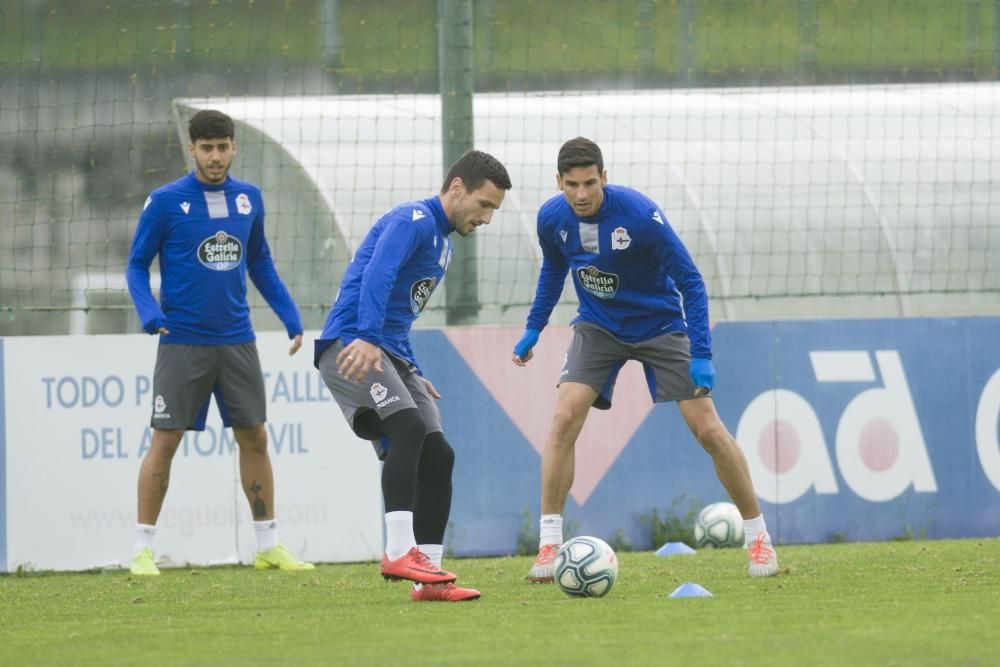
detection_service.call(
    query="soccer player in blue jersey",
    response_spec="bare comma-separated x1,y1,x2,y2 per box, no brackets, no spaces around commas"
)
125,109,313,575
513,137,779,580
315,150,512,602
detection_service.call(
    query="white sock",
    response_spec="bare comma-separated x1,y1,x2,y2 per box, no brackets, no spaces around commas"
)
254,519,279,552
539,514,563,547
743,514,768,545
133,523,156,557
418,544,444,569
385,511,416,561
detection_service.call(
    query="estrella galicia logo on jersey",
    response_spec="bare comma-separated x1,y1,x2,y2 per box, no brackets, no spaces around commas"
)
410,277,437,314
576,265,619,299
235,193,252,215
197,231,243,271
611,226,631,250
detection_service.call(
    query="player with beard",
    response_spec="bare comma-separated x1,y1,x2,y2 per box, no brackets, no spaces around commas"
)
315,150,512,602
126,109,312,575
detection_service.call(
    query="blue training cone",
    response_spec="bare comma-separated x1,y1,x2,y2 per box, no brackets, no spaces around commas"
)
668,582,713,598
655,541,696,556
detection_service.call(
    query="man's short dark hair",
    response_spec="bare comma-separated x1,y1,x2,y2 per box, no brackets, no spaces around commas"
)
557,137,604,175
440,150,512,194
188,110,235,143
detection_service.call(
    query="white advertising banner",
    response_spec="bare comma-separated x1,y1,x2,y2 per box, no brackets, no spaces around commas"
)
0,332,383,572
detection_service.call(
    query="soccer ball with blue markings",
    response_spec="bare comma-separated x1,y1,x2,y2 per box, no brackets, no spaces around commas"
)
694,501,744,548
554,536,619,598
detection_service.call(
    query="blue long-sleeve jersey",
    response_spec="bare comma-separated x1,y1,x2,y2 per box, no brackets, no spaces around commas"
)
315,196,453,370
126,172,302,344
525,184,712,359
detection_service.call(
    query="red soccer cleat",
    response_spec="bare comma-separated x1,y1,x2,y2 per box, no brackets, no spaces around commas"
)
381,547,457,584
410,582,481,602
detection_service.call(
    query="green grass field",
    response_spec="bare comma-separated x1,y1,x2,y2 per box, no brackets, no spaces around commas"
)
2,539,998,666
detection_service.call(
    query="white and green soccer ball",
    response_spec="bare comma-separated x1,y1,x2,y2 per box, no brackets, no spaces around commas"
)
694,501,745,548
554,536,619,598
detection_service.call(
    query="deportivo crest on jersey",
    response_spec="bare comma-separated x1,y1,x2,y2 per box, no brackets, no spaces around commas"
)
612,226,631,250
235,193,252,215
576,265,620,299
410,277,437,314
198,231,243,271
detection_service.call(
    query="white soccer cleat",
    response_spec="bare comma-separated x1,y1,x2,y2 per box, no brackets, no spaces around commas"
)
747,533,779,577
527,543,560,583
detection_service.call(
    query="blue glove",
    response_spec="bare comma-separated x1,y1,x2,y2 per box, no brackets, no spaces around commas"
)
513,328,541,359
689,357,715,392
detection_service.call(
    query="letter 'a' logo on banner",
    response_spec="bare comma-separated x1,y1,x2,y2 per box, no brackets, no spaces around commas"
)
736,350,937,504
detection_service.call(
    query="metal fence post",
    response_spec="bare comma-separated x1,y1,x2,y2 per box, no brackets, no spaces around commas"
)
438,0,478,324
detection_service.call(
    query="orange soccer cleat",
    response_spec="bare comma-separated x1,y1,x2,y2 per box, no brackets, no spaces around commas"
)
381,547,457,584
410,582,481,602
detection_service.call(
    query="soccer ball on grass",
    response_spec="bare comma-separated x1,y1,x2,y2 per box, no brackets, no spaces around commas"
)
554,536,619,598
693,501,744,548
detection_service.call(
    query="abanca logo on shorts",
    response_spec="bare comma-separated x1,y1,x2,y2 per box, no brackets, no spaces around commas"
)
370,382,400,408
198,231,243,271
153,394,171,419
